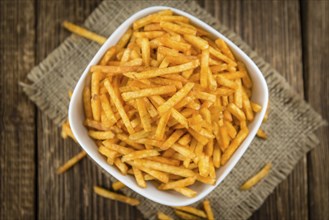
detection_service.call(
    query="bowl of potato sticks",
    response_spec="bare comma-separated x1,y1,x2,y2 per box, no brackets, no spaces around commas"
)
69,6,269,206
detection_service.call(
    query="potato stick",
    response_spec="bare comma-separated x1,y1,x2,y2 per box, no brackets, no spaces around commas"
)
237,61,252,88
122,150,160,162
121,85,176,101
221,128,249,165
159,176,196,190
174,187,197,197
133,10,173,30
114,158,128,175
207,68,218,91
100,46,116,65
174,210,199,220
120,48,131,64
148,156,180,166
215,71,244,80
144,23,162,31
56,151,87,174
165,55,195,65
162,74,189,83
159,37,191,52
212,142,221,168
134,31,165,39
116,28,132,50
102,142,134,155
135,138,163,148
209,160,216,179
224,120,237,138
215,38,235,61
91,72,103,121
215,88,235,96
116,133,144,150
227,103,246,121
90,65,142,74
174,206,207,218
203,200,215,220
124,60,199,79
150,77,183,89
178,133,192,145
157,212,173,220
218,125,230,151
111,181,125,191
84,119,112,131
196,174,216,185
128,130,151,141
209,46,235,66
157,45,180,56
210,64,228,73
205,138,214,157
88,130,114,140
161,130,185,150
104,79,134,134
160,21,196,35
139,38,150,66
94,186,140,206
200,48,209,88
83,87,93,119
251,102,262,113
216,76,238,89
171,144,196,159
158,82,195,115
198,154,210,177
242,90,254,121
122,58,143,67
153,15,189,23
128,161,169,183
234,79,243,108
132,166,146,188
240,163,271,190
256,128,267,139
184,34,209,50
62,21,107,44
143,97,158,117
99,94,117,124
193,91,216,103
182,69,194,79
155,111,171,140
187,128,209,146
144,174,155,181
136,98,152,131
134,159,195,177
61,121,77,142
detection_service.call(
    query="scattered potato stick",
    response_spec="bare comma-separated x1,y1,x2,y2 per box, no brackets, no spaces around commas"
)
94,186,140,206
56,151,87,174
203,199,215,220
122,150,160,162
240,163,272,190
174,206,207,218
61,121,77,142
174,210,199,220
112,181,125,191
256,128,267,139
63,21,107,44
174,187,197,198
157,212,173,220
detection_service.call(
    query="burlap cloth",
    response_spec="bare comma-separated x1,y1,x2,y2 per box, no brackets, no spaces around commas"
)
20,0,326,219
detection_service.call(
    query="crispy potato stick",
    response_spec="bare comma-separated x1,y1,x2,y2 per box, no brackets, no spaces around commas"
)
227,103,246,121
216,76,238,89
242,89,254,121
122,58,143,67
100,46,116,65
174,206,207,218
103,142,133,155
200,48,209,87
157,212,173,220
221,128,249,165
256,128,267,139
224,120,237,138
90,65,142,74
215,88,235,96
117,28,133,50
171,144,196,159
209,46,235,66
94,186,140,206
237,61,252,88
121,85,176,101
184,34,209,50
196,174,216,185
112,181,125,191
159,37,191,52
178,133,192,145
240,163,272,190
198,155,210,177
251,102,262,113
155,111,171,140
136,98,152,131
116,133,144,150
174,187,197,197
124,60,199,79
160,21,196,35
134,31,165,39
122,150,160,162
61,121,77,142
203,199,215,220
215,38,235,61
139,38,150,66
88,130,114,140
133,166,146,188
161,130,185,150
187,129,209,146
174,210,199,220
134,159,195,177
158,82,195,115
91,72,103,121
84,119,111,131
144,23,162,31
104,79,134,134
148,156,180,166
234,79,243,108
56,151,87,174
207,68,218,91
62,21,107,44
114,158,128,174
159,176,196,190
83,87,93,119
193,91,216,103
153,15,189,23
133,10,173,30
218,125,230,151
128,162,169,183
99,93,117,124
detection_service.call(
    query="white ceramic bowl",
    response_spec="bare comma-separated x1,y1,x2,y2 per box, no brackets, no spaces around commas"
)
69,6,268,206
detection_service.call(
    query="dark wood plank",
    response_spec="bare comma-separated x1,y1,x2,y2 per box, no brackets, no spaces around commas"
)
0,0,36,219
205,0,308,219
301,1,329,220
35,0,144,219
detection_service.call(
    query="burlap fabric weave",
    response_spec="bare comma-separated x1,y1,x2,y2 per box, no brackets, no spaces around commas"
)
21,1,326,219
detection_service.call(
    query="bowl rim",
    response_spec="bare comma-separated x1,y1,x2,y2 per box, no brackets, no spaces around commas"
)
69,5,269,206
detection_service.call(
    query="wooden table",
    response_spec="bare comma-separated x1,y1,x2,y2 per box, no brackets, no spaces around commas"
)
1,0,328,219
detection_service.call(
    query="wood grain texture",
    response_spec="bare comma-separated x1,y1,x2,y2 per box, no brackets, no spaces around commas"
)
206,1,308,219
301,1,329,220
34,0,143,219
0,0,36,219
